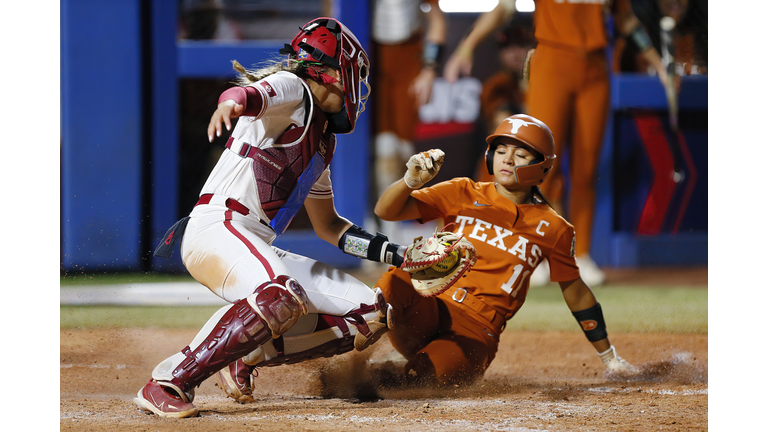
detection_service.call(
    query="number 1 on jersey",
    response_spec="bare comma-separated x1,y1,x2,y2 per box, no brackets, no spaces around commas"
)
500,264,530,298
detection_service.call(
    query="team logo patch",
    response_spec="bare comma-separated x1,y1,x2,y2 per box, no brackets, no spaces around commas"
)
579,320,598,331
504,117,541,134
260,81,277,97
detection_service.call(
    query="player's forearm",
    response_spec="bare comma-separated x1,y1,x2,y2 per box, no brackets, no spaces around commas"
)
560,277,598,312
459,1,514,53
374,178,415,221
425,4,447,44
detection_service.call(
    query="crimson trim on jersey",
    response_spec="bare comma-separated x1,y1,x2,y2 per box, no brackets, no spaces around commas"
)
223,210,276,280
197,194,275,233
196,194,250,216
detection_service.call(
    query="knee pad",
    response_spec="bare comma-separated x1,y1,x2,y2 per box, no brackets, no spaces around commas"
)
247,275,309,337
249,288,392,367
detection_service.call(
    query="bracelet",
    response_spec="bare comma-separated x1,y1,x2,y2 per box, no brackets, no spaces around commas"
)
456,44,473,58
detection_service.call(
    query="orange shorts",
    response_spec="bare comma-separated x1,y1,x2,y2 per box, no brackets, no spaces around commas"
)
372,38,423,140
374,267,501,384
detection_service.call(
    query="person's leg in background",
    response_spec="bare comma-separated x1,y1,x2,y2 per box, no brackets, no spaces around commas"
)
525,45,577,286
568,51,611,286
374,41,422,198
373,40,423,245
526,45,576,218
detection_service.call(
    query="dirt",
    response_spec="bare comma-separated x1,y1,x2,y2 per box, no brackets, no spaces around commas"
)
60,327,707,431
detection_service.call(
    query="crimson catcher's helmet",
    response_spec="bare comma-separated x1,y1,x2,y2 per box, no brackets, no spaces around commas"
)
485,114,556,186
282,17,371,133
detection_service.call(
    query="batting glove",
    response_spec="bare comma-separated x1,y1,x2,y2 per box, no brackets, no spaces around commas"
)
404,149,445,189
598,345,638,373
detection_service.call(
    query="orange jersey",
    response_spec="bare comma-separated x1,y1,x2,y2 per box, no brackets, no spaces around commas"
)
412,178,580,320
533,0,610,52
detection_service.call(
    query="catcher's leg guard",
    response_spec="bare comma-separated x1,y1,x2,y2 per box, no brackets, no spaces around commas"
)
152,275,308,399
230,288,389,371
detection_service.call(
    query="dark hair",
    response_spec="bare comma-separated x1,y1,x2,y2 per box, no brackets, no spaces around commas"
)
532,186,552,208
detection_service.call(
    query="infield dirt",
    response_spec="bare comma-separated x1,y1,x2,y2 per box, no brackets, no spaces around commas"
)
60,327,707,431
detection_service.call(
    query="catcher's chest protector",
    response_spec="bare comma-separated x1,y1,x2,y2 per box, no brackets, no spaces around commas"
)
251,104,336,234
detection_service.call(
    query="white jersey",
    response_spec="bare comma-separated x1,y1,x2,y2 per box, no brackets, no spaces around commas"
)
372,0,425,44
199,71,335,233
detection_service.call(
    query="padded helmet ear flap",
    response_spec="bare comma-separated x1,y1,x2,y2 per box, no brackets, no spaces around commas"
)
485,142,495,175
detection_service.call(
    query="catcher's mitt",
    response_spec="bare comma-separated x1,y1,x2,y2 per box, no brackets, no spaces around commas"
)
401,228,478,297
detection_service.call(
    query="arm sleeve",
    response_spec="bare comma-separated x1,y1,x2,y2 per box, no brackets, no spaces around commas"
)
218,86,265,117
548,225,581,282
220,73,307,120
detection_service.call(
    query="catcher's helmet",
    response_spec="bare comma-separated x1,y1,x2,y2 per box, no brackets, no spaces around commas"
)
485,114,556,186
284,17,370,133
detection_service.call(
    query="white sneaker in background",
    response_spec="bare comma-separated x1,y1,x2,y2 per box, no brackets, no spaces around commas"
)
576,254,606,287
529,259,550,287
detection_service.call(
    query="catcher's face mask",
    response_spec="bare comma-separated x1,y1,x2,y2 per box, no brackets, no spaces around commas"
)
485,114,556,186
284,17,370,134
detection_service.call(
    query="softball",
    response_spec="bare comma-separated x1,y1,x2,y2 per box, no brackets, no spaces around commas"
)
432,250,459,273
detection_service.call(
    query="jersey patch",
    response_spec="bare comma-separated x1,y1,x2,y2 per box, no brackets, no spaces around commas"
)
570,236,576,257
260,81,277,97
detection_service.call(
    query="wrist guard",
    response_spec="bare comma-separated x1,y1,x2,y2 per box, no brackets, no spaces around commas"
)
423,41,444,68
572,302,608,342
627,25,653,52
338,224,405,267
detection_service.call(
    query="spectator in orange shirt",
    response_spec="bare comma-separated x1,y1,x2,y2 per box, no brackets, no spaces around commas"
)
443,0,669,287
372,114,635,386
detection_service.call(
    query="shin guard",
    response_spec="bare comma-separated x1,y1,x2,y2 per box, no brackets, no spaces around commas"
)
167,275,308,394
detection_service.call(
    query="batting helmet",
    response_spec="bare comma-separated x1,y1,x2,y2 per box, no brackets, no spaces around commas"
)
283,17,371,133
485,114,556,186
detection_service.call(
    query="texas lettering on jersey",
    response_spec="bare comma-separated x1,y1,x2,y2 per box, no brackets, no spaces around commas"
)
455,215,545,269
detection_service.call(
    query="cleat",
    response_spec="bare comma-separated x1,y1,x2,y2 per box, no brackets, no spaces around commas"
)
215,358,256,403
354,319,388,351
133,380,198,418
353,288,391,351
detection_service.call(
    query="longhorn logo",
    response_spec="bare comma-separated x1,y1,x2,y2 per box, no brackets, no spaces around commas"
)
504,118,541,134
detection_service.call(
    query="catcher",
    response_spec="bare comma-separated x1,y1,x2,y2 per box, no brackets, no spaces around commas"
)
374,113,636,385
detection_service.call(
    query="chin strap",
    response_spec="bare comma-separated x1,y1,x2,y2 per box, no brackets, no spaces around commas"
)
304,65,339,84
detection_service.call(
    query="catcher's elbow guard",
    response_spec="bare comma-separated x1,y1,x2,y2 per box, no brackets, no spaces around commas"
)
338,224,405,267
572,302,608,342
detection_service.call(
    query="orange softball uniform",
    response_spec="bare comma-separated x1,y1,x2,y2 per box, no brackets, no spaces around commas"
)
525,0,631,256
375,178,580,383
